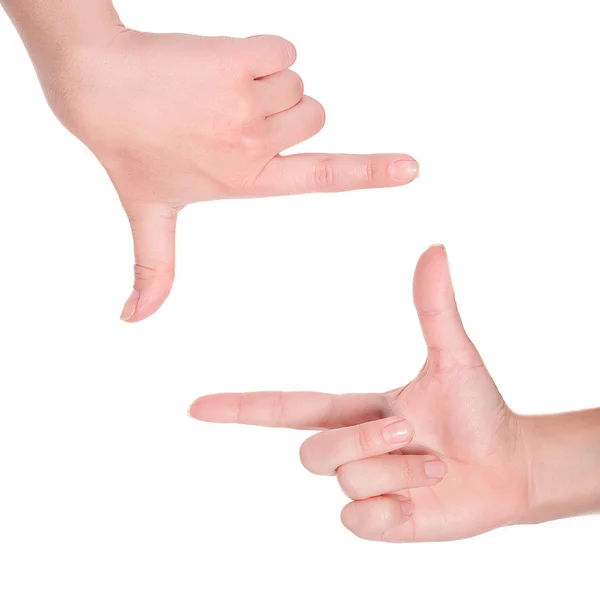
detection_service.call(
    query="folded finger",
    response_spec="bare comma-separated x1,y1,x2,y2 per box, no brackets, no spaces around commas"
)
337,454,447,500
241,35,297,78
299,417,414,475
341,495,413,542
264,95,326,154
255,69,304,116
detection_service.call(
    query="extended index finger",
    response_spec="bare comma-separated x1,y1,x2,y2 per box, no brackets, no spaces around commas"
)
189,391,389,430
253,153,420,196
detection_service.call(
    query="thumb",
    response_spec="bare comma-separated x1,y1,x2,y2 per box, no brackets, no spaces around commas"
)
252,153,419,196
120,203,179,323
413,245,482,369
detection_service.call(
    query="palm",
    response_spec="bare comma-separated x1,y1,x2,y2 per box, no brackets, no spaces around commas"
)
383,363,528,541
191,246,530,542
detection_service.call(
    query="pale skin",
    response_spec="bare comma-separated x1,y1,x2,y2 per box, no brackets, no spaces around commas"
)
191,246,600,542
1,0,419,322
4,3,598,542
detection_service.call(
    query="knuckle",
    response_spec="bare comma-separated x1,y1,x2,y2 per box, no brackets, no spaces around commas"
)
340,503,356,531
376,498,399,530
269,392,286,427
134,263,159,282
299,437,320,474
312,158,336,188
340,502,382,542
229,93,256,128
399,459,417,485
276,37,297,66
133,262,174,282
289,71,304,97
337,464,362,500
355,425,381,456
310,99,327,129
361,160,377,185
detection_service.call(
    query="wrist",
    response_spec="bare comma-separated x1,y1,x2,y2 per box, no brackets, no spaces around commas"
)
4,1,125,73
517,410,600,525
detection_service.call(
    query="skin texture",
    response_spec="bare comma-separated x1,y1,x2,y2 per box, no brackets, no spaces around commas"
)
1,1,419,322
191,245,600,542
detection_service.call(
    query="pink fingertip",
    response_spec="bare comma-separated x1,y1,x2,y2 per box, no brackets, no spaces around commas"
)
424,460,447,479
120,290,140,322
390,159,420,182
382,419,414,445
399,499,414,517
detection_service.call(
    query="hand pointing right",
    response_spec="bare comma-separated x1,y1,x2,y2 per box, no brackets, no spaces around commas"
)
41,27,419,322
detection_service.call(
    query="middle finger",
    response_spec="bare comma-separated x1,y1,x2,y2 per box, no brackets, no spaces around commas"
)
255,69,304,117
337,454,447,500
299,417,414,475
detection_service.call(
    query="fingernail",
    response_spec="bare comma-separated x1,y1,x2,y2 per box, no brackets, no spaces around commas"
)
399,500,414,517
382,419,414,445
390,159,419,182
424,460,447,479
428,244,446,252
120,289,140,321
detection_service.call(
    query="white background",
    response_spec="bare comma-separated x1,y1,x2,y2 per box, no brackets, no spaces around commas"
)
1,1,599,598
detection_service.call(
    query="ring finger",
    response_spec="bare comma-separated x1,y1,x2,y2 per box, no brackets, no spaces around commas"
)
337,454,447,500
255,69,304,117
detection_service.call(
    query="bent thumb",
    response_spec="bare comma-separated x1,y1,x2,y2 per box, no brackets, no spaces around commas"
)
120,203,179,323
